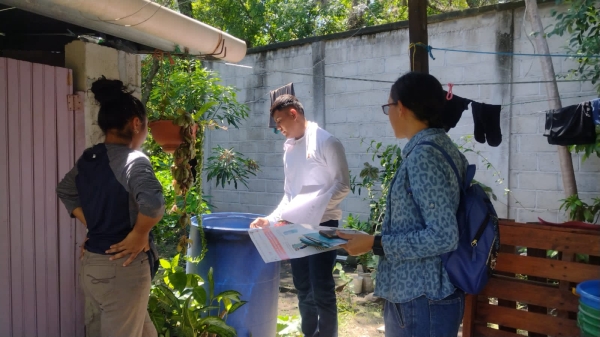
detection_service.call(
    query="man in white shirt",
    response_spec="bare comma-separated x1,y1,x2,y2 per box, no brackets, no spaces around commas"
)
250,94,350,337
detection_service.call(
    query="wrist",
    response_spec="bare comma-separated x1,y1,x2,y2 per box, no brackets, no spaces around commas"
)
132,226,151,236
372,235,385,256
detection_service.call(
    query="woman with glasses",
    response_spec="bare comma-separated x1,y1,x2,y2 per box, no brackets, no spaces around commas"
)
338,72,467,337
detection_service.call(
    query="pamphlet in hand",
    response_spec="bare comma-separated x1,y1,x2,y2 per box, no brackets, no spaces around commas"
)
249,223,363,263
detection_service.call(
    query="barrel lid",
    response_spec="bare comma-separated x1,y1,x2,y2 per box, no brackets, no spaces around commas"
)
191,212,266,233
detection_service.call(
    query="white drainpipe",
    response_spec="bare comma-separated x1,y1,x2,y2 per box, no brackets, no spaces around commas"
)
0,0,247,63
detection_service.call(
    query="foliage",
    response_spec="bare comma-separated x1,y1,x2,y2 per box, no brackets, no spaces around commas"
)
173,111,197,255
345,141,400,273
342,214,376,269
568,126,600,162
549,0,600,92
191,0,348,47
206,146,260,189
148,254,246,337
559,194,600,223
332,263,358,314
187,0,515,48
549,1,600,161
276,315,302,337
148,151,213,258
144,57,248,126
349,140,402,236
142,55,254,257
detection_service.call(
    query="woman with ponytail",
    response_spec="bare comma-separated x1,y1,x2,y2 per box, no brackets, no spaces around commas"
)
57,76,164,337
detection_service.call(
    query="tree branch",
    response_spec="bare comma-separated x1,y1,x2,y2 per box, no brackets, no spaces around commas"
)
142,57,161,106
236,0,253,20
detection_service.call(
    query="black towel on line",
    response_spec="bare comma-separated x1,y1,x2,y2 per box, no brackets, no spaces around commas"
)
441,92,472,132
471,102,502,147
269,83,295,128
544,101,596,146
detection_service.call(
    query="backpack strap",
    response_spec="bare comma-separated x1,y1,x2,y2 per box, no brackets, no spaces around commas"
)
419,141,472,193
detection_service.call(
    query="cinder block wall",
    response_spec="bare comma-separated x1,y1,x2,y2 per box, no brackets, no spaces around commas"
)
205,1,600,224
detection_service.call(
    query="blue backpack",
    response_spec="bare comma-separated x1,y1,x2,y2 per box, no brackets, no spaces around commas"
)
417,141,500,295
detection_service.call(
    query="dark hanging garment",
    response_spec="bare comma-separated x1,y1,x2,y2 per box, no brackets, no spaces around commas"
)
544,101,596,145
441,92,472,132
471,102,503,147
591,98,600,126
269,83,295,128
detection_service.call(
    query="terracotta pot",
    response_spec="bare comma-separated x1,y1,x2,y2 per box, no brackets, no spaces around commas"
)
148,120,198,154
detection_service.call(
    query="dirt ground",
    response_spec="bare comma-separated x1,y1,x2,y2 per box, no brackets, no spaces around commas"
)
277,260,385,337
277,260,464,337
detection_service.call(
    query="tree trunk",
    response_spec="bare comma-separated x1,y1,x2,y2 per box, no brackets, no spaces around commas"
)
524,0,578,198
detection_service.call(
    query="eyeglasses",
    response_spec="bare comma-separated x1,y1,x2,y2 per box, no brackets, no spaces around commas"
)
381,103,397,115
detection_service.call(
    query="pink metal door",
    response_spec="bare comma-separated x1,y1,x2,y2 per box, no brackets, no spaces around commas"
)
0,57,86,337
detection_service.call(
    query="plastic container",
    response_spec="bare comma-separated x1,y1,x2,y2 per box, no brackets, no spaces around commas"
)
351,275,364,294
577,280,600,310
578,312,600,337
187,213,281,337
580,302,600,319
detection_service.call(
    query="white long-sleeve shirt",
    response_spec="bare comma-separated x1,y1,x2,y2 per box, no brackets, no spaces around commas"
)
267,121,350,226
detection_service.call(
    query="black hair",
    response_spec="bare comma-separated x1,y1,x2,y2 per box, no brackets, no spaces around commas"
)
90,76,146,137
270,94,305,117
390,72,445,128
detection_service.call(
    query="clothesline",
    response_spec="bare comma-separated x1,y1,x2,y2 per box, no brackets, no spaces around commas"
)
243,92,594,110
211,60,596,87
412,42,600,60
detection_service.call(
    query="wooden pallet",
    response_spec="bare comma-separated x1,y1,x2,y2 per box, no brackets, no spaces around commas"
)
462,219,600,337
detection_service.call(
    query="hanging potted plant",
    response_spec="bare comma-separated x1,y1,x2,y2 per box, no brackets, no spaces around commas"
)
144,54,198,154
144,55,256,254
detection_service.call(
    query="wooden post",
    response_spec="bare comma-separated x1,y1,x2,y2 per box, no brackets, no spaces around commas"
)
525,0,578,198
408,0,429,73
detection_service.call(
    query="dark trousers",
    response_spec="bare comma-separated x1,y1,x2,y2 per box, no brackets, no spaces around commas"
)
290,219,339,337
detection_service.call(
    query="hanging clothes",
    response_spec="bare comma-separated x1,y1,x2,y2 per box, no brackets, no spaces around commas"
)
471,102,502,147
441,92,472,132
591,98,600,126
544,101,596,145
269,83,295,130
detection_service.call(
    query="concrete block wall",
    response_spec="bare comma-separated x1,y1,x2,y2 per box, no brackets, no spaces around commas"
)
205,1,599,224
65,40,142,146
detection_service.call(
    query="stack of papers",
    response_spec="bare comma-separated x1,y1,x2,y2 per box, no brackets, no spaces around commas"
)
249,224,362,263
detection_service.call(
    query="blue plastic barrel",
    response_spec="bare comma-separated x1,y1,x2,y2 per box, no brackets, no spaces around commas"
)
187,213,281,337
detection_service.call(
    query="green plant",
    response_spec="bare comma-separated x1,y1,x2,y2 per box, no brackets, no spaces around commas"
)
549,0,600,161
342,213,371,234
142,55,256,337
142,56,253,258
172,110,197,254
332,263,357,314
559,194,600,223
148,254,246,337
148,153,213,258
342,214,377,270
206,146,260,189
276,315,302,336
549,0,600,91
349,140,402,236
145,56,248,126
